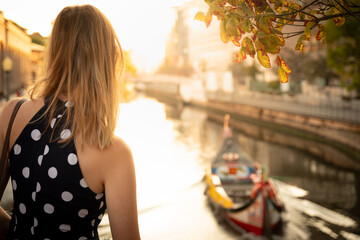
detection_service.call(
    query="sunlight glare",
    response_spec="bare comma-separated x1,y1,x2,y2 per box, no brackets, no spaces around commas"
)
115,97,203,211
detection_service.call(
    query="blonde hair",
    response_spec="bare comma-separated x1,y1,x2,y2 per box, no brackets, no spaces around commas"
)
29,5,124,150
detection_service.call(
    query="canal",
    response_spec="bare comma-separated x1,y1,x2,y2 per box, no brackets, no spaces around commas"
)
99,95,360,240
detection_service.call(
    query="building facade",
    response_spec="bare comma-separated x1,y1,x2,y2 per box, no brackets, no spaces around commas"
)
0,11,32,97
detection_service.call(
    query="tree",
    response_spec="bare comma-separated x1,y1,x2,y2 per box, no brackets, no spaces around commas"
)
279,47,338,85
124,50,137,77
194,0,360,83
326,17,360,97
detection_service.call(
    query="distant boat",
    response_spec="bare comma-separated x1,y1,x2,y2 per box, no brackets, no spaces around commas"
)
204,114,284,236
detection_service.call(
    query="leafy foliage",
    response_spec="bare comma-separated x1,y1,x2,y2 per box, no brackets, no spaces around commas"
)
30,32,47,46
195,0,360,83
124,51,137,77
326,17,360,95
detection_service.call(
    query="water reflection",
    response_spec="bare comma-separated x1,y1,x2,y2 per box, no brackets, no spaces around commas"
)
102,96,360,240
114,96,204,211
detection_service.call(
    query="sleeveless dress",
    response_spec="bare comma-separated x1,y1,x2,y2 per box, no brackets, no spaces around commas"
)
6,99,106,240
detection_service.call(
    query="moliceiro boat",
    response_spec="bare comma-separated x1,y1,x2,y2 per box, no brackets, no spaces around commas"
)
204,114,284,236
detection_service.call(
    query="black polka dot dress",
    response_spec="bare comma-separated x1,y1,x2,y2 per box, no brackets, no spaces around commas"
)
6,99,106,239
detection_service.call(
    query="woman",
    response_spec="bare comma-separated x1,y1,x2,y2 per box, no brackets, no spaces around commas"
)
0,5,140,239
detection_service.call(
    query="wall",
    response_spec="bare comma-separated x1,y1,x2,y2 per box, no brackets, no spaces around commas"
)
0,12,31,97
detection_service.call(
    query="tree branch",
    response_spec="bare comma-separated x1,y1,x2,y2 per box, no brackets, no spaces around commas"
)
332,0,360,21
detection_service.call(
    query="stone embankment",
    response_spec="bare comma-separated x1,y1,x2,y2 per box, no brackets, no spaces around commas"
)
136,79,360,171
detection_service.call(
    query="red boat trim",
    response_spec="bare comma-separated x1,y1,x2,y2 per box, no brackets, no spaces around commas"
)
227,216,263,235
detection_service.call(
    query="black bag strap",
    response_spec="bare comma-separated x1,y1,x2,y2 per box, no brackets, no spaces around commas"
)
0,99,27,199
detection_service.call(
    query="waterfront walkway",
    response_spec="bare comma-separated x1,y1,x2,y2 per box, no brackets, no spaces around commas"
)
209,91,360,125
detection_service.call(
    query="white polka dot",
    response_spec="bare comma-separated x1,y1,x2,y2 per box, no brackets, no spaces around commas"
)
57,114,62,118
59,224,71,232
13,144,21,155
31,129,41,141
13,215,17,231
12,180,17,190
95,193,104,200
60,129,71,140
38,155,43,166
22,167,30,178
67,153,77,165
36,182,41,192
44,145,49,155
91,219,95,226
61,191,73,202
19,203,26,214
98,214,103,220
32,192,36,201
48,167,58,179
92,231,95,237
31,226,34,235
34,217,38,227
78,209,88,218
65,101,74,108
50,118,56,128
44,204,54,214
99,201,104,209
79,237,88,240
80,178,88,188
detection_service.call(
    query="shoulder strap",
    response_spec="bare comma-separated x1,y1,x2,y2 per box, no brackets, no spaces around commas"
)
0,99,27,199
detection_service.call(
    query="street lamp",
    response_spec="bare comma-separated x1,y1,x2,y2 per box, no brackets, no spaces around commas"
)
2,56,13,101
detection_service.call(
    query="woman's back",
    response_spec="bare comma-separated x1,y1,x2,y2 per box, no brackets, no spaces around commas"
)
0,5,140,239
7,98,106,239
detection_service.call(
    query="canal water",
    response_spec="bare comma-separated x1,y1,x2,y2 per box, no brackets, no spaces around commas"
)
99,95,360,240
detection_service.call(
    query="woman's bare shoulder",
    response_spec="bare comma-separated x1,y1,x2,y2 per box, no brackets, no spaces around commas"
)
106,136,133,168
0,98,27,136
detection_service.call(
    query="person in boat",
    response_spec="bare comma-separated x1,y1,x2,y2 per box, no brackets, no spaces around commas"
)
0,5,140,239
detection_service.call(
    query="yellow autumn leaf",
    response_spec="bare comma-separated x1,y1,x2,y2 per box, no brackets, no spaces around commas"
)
220,19,229,43
278,66,288,83
205,11,213,28
276,56,291,73
257,50,271,68
194,11,206,22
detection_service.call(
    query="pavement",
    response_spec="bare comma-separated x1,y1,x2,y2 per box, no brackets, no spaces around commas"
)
210,91,360,125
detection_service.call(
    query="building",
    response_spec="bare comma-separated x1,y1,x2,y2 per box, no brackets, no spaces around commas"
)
0,11,32,98
166,0,329,94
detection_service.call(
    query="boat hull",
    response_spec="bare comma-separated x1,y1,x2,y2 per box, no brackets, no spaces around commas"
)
205,173,283,236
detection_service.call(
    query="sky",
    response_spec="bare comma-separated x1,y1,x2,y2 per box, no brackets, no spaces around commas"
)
1,0,190,73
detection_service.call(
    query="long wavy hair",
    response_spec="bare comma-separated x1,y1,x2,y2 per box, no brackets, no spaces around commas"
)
29,5,124,150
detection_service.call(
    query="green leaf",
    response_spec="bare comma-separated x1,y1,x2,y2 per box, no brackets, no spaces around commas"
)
240,3,253,16
258,16,271,34
257,50,271,68
299,12,305,21
304,26,311,39
295,35,306,53
209,2,226,17
255,1,269,14
215,0,227,6
258,32,281,54
220,18,229,43
228,0,239,6
227,15,240,38
271,28,282,35
235,47,247,63
243,18,252,33
242,37,255,57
